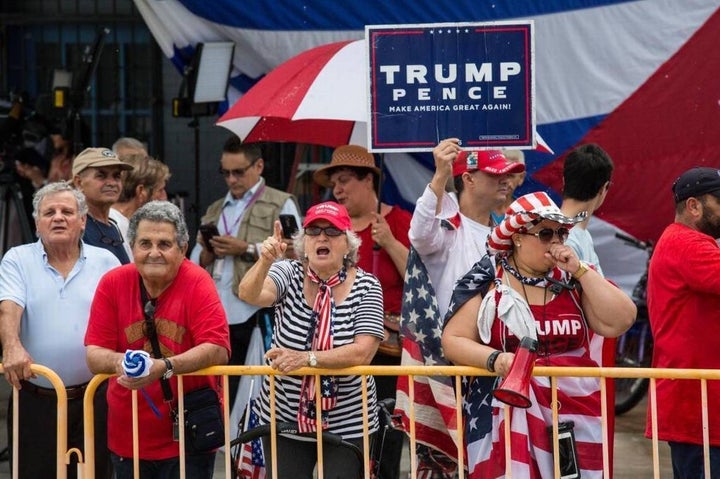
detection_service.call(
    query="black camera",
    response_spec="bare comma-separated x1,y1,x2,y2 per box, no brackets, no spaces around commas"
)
547,421,581,478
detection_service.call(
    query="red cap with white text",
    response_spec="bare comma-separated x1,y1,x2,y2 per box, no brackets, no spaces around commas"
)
303,201,352,231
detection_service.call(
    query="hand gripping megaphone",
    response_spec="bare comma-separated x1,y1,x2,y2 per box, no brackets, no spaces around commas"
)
492,336,539,408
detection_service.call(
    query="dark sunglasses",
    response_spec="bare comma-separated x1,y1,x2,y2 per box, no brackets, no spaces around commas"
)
519,227,570,243
100,233,123,247
304,226,344,237
90,217,124,247
219,161,257,178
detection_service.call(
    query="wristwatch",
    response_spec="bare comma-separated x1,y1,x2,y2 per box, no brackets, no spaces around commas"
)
240,243,256,262
573,261,590,280
307,351,318,367
161,358,174,380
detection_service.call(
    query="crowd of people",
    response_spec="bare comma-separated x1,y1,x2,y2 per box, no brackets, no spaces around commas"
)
0,131,715,479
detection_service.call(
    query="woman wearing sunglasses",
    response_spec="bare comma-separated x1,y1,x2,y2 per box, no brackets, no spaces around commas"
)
238,201,384,478
441,191,636,478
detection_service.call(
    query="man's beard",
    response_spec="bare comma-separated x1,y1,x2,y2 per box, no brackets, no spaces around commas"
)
698,204,720,239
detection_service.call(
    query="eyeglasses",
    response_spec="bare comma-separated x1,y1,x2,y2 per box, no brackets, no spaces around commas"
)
519,227,570,243
219,161,258,178
304,226,344,237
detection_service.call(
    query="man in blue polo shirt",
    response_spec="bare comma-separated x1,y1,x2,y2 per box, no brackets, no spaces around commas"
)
0,182,120,479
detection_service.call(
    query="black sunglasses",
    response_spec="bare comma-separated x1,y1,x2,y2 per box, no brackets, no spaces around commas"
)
100,233,123,247
519,227,570,243
90,217,124,247
304,226,344,237
219,160,258,178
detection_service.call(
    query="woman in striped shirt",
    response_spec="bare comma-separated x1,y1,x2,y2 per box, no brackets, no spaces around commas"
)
239,201,385,478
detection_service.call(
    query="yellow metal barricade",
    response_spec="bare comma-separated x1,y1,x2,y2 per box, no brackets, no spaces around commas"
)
0,364,71,479
3,363,718,478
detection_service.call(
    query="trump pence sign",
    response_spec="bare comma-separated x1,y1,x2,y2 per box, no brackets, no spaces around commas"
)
366,21,535,152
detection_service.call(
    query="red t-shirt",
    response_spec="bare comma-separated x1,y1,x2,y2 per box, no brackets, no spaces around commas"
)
356,205,411,314
85,259,230,459
645,222,720,445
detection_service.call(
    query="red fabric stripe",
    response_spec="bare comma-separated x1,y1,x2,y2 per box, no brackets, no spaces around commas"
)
534,9,720,241
397,338,460,460
221,41,352,118
515,194,538,212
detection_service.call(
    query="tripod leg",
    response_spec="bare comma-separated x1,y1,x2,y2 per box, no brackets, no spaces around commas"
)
0,182,35,255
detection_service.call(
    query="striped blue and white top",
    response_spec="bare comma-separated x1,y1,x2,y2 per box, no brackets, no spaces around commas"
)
254,259,385,439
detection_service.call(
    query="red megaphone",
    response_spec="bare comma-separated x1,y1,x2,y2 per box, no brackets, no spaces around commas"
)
492,336,539,408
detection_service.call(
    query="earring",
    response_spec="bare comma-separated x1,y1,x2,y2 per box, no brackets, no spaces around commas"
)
515,242,521,248
343,254,349,262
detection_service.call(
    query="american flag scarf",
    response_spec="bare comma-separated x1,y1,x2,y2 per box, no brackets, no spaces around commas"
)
297,267,346,433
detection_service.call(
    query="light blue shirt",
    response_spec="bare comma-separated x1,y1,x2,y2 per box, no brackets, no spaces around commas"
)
190,181,301,325
0,240,121,387
567,226,604,277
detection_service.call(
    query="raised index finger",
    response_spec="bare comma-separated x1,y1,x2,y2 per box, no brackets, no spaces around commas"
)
273,220,283,241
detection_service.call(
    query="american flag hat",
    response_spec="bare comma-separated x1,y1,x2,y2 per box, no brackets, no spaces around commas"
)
487,192,587,256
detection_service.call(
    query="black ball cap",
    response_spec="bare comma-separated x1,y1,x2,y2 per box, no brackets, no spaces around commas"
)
672,167,720,203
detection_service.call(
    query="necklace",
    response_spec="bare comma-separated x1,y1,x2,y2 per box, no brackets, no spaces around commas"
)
503,256,549,287
516,271,548,308
517,273,549,357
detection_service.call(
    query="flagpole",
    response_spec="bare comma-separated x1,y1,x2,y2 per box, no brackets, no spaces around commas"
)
372,153,384,274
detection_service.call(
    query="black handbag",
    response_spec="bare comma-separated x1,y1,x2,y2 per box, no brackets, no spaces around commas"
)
140,276,225,454
180,387,225,453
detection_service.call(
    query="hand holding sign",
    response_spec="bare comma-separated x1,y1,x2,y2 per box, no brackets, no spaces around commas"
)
430,138,462,197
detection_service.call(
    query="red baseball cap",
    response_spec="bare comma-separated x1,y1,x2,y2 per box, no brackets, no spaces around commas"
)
303,201,352,231
452,150,526,177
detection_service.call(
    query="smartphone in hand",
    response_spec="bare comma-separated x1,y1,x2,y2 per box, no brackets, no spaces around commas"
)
199,223,220,254
279,214,299,238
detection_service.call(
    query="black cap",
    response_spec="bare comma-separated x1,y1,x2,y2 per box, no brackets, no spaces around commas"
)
672,167,720,203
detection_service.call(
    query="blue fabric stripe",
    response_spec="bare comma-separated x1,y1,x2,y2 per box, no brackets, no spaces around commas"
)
177,0,636,30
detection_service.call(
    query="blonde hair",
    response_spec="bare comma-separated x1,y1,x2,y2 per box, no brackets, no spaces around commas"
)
118,154,171,202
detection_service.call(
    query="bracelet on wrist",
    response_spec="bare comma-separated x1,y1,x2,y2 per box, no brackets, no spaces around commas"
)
572,261,590,280
486,350,501,373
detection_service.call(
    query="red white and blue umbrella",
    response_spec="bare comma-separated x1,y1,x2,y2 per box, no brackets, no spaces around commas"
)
217,40,367,148
217,39,553,153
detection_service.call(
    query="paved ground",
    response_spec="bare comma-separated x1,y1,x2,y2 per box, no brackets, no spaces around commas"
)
0,380,671,477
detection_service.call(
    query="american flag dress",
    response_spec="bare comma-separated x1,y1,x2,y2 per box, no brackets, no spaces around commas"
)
462,268,604,478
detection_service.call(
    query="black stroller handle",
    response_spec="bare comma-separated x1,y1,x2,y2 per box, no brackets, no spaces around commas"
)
230,421,345,448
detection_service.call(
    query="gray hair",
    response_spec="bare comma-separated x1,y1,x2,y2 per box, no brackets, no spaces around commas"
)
112,137,146,154
127,201,189,248
293,229,361,268
32,182,88,219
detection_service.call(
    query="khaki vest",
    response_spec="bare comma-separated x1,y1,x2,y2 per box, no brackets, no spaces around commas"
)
201,182,298,296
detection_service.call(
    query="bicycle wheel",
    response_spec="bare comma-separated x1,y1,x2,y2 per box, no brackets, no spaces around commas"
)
615,319,652,415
